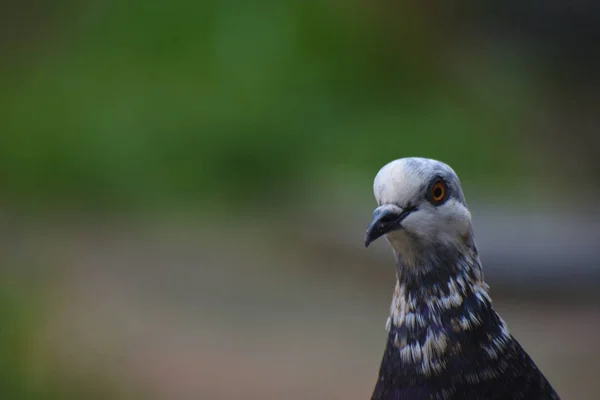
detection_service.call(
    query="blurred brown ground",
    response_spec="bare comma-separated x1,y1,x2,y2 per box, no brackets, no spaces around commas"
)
10,212,598,400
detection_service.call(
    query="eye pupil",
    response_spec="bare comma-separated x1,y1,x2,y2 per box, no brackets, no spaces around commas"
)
431,181,445,203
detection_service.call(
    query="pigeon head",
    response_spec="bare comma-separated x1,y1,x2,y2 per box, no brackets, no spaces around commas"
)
365,158,473,266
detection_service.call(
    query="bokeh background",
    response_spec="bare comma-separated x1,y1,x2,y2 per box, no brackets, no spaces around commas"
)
2,1,600,399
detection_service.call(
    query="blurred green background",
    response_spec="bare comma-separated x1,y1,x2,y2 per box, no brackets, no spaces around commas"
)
1,1,599,399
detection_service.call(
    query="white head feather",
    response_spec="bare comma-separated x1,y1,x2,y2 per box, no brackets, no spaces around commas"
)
370,158,472,266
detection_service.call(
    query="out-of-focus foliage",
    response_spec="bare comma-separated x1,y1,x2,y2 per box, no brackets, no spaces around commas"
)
0,287,37,399
0,280,123,399
1,0,537,210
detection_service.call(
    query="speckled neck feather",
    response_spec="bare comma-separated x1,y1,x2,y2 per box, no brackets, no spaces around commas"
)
371,237,559,400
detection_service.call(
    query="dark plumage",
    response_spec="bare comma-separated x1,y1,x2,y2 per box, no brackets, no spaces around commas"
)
364,158,560,400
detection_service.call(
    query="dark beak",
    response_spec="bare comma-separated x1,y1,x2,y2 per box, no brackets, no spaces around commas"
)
364,205,415,247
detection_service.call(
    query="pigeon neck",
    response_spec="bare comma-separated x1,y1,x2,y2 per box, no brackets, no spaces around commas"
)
373,245,548,399
389,242,491,326
381,242,504,377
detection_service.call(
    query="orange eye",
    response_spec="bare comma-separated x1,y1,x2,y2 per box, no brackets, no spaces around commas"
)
431,181,446,203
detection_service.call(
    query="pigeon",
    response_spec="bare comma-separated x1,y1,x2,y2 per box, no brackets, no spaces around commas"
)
364,157,560,400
